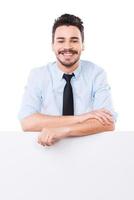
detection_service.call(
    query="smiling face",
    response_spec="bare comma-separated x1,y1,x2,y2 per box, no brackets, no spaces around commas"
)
52,25,84,73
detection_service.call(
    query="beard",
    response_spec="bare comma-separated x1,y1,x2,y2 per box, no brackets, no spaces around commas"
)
57,56,79,67
56,49,80,68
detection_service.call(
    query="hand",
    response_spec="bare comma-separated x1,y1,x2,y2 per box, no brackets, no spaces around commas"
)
38,127,69,146
80,108,114,125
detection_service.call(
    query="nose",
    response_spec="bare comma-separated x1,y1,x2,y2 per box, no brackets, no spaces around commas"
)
64,41,72,49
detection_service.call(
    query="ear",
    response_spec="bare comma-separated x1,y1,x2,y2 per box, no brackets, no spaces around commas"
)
51,43,54,52
82,42,85,51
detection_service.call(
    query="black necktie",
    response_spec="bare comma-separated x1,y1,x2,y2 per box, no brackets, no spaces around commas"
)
62,73,74,115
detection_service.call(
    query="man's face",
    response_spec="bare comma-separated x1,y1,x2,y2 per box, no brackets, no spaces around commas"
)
52,25,84,68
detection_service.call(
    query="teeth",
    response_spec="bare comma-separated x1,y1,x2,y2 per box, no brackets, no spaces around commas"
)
64,53,73,55
60,52,73,54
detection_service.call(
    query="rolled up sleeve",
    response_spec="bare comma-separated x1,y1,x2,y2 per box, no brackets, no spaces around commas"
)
92,68,117,121
18,69,42,120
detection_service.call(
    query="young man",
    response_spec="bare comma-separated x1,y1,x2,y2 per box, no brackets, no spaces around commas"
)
18,14,116,146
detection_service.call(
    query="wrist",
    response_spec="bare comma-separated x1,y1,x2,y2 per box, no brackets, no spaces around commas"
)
78,113,90,123
62,126,71,137
75,115,84,124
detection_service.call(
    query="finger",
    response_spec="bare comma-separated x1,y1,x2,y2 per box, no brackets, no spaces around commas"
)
45,135,56,146
45,140,54,146
107,116,114,123
96,110,114,120
95,112,113,125
94,115,105,125
38,132,45,143
100,115,113,125
38,134,48,146
44,134,51,146
48,136,58,145
38,136,42,144
41,142,46,146
99,112,114,123
88,112,106,124
100,109,113,116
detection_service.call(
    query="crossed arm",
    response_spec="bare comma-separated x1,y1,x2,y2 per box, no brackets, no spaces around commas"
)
21,108,115,146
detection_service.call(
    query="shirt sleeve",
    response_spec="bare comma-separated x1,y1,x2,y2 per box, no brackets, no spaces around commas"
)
18,68,43,120
92,68,117,121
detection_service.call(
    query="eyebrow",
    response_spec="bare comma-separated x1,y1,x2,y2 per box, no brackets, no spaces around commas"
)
56,37,79,40
56,37,65,40
70,37,79,40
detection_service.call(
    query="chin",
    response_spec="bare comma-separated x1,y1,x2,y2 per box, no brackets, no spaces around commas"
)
63,63,75,68
58,59,80,68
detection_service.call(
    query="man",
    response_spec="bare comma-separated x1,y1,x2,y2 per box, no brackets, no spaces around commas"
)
18,14,116,146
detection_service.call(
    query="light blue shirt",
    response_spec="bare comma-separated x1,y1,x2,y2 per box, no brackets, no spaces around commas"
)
18,60,117,120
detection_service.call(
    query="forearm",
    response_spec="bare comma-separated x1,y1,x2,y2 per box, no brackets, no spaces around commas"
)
66,118,115,137
38,118,115,146
21,113,85,132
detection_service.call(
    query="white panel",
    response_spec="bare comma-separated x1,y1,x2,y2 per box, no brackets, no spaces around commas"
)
0,131,134,200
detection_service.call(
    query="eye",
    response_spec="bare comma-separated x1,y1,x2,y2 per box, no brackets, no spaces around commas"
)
72,40,78,43
57,40,64,43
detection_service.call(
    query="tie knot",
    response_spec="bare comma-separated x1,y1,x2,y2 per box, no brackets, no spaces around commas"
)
63,73,74,83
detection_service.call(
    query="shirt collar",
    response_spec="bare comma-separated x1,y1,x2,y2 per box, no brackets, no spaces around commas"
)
51,62,64,82
73,61,82,79
51,61,82,82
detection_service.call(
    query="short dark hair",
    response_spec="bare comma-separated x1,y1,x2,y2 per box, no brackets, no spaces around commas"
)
52,13,84,43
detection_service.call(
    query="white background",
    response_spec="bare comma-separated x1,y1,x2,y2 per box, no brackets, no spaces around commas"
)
0,0,134,131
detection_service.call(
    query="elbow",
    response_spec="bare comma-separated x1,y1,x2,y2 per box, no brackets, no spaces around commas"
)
20,116,40,132
20,121,30,132
20,118,33,132
21,126,30,132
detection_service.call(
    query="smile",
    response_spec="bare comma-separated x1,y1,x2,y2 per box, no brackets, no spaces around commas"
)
59,49,78,55
61,52,73,55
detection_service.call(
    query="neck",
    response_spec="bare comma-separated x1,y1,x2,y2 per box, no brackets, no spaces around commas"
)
56,60,80,74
